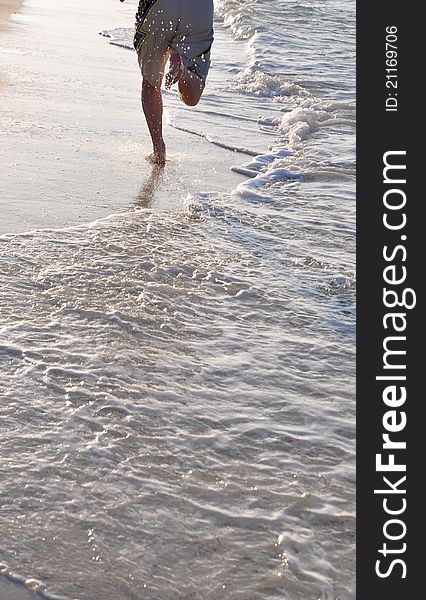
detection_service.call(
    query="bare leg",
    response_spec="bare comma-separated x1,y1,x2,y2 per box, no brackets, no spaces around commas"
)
178,70,205,107
141,78,166,165
165,51,205,107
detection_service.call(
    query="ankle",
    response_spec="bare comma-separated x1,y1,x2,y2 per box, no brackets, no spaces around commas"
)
153,139,165,152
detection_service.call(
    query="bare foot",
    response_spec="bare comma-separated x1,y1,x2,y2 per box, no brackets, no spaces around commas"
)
145,152,166,166
165,51,183,90
145,143,166,165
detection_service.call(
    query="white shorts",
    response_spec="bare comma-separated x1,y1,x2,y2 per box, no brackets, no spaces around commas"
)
134,0,214,88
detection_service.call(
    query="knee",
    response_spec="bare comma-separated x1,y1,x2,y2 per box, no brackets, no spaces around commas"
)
179,75,204,106
180,85,203,106
142,78,161,95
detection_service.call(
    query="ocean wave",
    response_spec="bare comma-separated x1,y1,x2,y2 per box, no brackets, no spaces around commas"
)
0,566,65,600
258,98,355,149
233,65,309,99
215,0,256,40
2,1,355,598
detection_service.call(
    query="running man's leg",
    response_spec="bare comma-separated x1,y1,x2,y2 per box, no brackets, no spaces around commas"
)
134,1,175,163
141,78,166,164
167,0,214,106
165,51,205,106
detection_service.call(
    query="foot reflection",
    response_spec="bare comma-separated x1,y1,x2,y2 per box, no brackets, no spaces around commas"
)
134,164,165,209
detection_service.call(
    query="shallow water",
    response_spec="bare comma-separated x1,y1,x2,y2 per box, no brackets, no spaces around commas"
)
1,1,356,598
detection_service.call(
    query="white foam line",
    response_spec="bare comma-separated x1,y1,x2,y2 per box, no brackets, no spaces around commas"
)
107,41,133,50
0,569,67,600
232,167,303,201
230,166,259,178
98,31,133,51
168,123,261,156
0,209,133,242
239,168,303,189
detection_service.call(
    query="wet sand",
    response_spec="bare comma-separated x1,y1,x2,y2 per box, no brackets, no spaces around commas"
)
0,575,40,600
1,7,44,596
0,0,22,86
0,0,243,235
0,2,245,597
0,0,23,32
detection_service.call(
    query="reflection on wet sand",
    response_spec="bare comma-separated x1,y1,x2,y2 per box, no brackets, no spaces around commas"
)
133,164,165,210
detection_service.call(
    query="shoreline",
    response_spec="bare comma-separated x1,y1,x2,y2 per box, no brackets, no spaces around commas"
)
0,572,42,600
0,0,244,235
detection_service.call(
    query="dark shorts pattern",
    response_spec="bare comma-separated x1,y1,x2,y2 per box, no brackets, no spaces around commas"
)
134,0,214,87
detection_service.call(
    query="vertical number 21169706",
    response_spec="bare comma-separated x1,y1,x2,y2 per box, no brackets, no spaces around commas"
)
385,26,398,112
